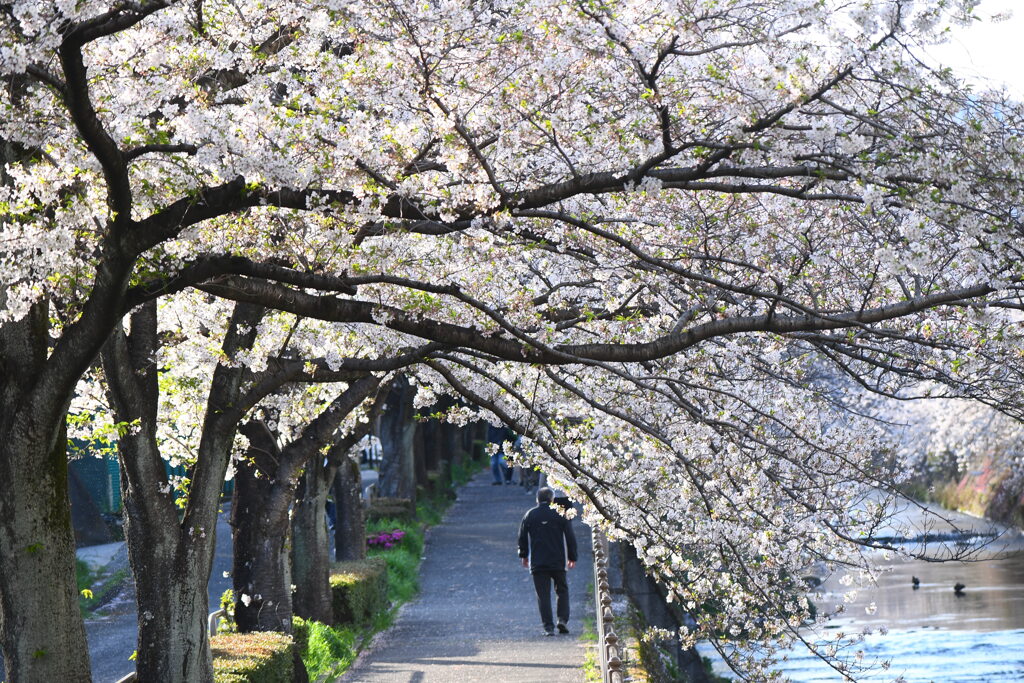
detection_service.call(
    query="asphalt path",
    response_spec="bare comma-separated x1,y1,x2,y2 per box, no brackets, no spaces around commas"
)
342,470,592,682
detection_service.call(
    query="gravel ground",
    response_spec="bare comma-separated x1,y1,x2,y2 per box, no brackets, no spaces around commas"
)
342,470,593,683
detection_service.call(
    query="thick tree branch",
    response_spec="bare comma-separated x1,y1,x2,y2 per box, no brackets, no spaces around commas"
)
125,255,358,310
194,274,997,364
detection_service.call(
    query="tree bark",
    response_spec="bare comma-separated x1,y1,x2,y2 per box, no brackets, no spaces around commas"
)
441,420,461,467
421,418,441,473
413,421,428,489
333,453,366,562
0,375,90,682
378,376,416,500
291,461,333,624
233,420,296,633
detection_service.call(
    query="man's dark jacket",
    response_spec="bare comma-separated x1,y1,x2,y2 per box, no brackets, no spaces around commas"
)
518,502,578,572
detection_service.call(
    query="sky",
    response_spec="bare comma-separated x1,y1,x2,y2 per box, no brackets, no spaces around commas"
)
921,0,1024,97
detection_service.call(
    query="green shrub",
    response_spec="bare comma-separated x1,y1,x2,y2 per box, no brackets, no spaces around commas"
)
293,617,357,681
329,557,389,625
211,631,294,683
366,497,415,521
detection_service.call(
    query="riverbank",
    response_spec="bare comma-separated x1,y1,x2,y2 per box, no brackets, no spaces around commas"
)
919,459,1024,529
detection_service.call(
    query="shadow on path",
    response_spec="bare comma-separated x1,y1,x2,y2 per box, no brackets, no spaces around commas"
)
342,469,593,682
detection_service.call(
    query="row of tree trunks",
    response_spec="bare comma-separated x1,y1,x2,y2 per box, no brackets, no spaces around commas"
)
231,376,384,633
376,393,490,502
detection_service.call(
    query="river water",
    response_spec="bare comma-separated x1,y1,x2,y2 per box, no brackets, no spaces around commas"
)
699,498,1024,681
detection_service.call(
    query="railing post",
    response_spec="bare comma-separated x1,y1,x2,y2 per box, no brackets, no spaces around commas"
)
208,608,226,636
592,528,623,682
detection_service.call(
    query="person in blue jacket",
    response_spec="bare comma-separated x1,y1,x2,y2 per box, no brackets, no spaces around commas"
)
518,486,578,636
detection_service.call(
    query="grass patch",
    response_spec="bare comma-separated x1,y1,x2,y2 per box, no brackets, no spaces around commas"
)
77,559,128,616
294,617,357,680
581,612,601,682
580,614,598,644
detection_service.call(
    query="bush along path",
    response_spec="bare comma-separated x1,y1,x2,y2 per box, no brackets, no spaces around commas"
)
341,469,593,682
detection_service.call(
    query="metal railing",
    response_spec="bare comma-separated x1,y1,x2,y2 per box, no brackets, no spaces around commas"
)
592,529,624,683
209,608,226,636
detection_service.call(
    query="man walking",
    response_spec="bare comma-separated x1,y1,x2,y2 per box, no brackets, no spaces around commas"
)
518,487,578,636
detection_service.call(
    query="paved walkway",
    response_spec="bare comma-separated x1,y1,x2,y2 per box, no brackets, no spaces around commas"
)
342,470,593,682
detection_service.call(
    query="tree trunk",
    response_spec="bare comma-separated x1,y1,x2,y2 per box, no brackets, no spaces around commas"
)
237,376,382,631
0,301,91,683
378,377,416,500
102,302,266,683
233,421,294,634
333,454,366,562
126,508,215,683
292,463,333,624
461,419,474,455
442,421,461,467
0,408,91,683
414,421,428,488
422,418,441,473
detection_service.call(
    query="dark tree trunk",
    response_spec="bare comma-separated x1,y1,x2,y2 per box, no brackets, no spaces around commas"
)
461,418,473,454
473,420,489,460
292,463,333,624
102,302,266,683
0,362,90,682
233,420,295,633
333,454,366,562
422,418,442,473
414,421,428,488
378,377,416,500
441,420,460,467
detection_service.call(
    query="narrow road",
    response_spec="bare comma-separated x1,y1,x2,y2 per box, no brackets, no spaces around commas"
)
342,470,593,682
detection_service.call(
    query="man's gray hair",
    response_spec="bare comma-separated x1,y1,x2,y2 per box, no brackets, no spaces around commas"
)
537,487,554,504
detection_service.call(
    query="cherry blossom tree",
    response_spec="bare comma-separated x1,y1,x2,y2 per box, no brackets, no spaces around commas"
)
84,294,433,680
3,0,1024,681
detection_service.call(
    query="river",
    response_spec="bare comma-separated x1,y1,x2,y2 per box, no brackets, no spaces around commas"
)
699,497,1024,681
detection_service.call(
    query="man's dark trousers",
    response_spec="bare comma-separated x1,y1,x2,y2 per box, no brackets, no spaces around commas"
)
532,569,569,631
